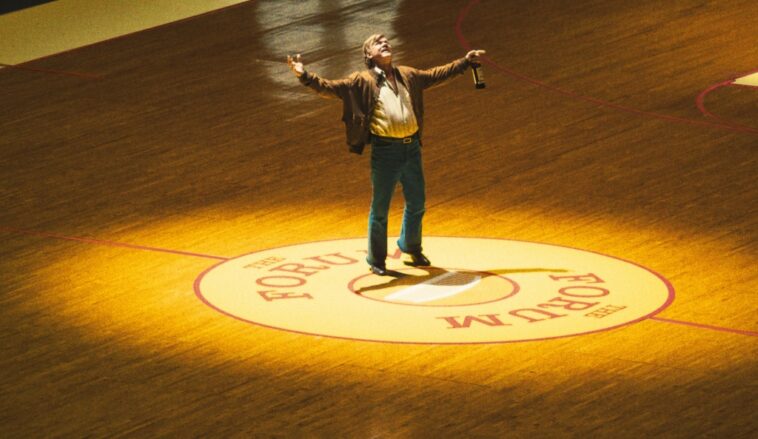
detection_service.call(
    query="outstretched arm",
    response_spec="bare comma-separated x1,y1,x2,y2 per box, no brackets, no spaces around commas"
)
287,53,351,99
416,49,486,89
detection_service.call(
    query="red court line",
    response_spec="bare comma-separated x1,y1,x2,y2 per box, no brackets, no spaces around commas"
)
0,63,102,80
455,0,758,135
695,68,758,131
2,225,752,338
0,225,229,261
650,317,758,337
456,1,756,339
695,79,734,119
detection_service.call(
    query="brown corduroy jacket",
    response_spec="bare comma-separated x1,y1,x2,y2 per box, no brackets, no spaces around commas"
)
298,57,471,154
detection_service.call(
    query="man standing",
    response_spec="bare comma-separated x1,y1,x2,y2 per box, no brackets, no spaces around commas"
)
287,34,485,275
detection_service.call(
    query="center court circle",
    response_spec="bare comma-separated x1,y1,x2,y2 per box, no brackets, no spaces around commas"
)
194,237,675,344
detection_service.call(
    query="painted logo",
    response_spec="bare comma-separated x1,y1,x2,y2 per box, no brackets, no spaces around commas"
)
195,237,674,344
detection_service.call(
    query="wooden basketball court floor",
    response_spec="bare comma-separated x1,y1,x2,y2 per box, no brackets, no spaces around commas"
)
1,0,756,436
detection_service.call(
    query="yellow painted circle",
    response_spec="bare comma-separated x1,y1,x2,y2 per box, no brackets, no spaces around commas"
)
195,237,674,344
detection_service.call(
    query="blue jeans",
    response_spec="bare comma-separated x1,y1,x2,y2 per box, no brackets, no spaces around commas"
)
366,136,425,267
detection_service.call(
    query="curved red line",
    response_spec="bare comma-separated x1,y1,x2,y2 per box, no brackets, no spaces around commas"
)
194,235,677,345
695,80,733,119
455,0,758,135
695,68,758,131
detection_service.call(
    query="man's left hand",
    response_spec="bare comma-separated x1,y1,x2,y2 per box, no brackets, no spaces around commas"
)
465,50,486,62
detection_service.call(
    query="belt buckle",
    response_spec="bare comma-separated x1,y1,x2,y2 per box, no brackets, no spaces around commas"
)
402,137,412,144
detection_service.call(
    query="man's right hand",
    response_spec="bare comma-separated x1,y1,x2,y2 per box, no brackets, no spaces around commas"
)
287,54,305,77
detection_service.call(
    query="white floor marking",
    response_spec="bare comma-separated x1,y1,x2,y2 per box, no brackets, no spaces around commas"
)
384,272,481,303
734,72,758,87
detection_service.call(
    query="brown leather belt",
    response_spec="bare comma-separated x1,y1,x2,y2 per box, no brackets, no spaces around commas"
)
372,132,418,144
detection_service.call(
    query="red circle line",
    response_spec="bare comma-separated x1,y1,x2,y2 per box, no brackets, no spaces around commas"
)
455,0,758,135
695,68,758,131
194,236,676,345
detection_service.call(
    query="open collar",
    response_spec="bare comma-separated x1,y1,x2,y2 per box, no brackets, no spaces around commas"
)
371,65,408,90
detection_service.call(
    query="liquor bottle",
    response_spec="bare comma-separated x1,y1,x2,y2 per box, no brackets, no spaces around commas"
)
471,61,486,89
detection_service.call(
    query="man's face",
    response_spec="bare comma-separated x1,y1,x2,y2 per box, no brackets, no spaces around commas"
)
369,36,392,64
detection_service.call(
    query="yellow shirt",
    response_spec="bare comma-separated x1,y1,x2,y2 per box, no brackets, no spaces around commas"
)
370,68,419,138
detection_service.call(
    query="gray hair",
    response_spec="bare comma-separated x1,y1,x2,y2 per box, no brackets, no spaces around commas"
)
362,33,384,69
